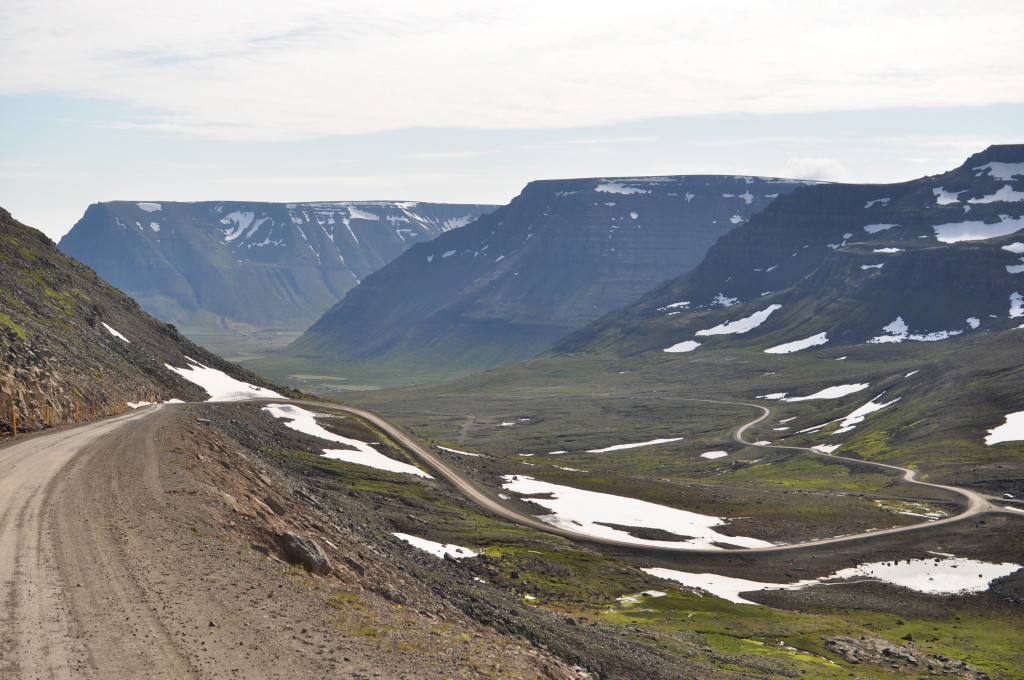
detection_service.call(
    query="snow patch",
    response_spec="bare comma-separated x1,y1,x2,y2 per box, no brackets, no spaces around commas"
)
437,446,481,457
645,557,1021,605
1002,242,1024,253
262,404,430,478
974,161,1024,181
1010,292,1024,318
832,394,901,434
861,263,884,270
864,223,899,234
101,322,130,343
696,305,781,336
700,451,728,459
166,357,282,402
149,222,160,233
864,197,890,208
967,317,981,329
932,215,1024,243
767,384,870,402
933,187,964,205
873,247,903,253
967,184,1024,204
867,316,962,344
764,332,828,354
137,202,161,212
587,438,685,453
595,181,650,195
501,476,773,550
712,293,740,308
663,341,700,353
393,533,477,560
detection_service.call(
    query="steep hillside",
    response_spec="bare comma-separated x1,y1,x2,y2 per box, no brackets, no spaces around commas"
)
0,206,290,437
58,200,495,332
281,175,813,382
558,145,1024,358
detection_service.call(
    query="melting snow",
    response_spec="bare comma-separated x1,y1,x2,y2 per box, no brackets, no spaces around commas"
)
149,222,160,232
764,332,828,354
865,197,890,208
587,438,685,453
933,187,964,205
595,181,650,195
868,316,962,343
974,161,1024,181
437,446,481,457
165,357,282,401
986,411,1024,445
932,215,1024,243
833,394,900,434
659,301,690,312
263,404,431,477
730,215,744,224
967,184,1024,204
701,451,729,459
501,476,773,550
712,293,740,307
861,263,884,270
644,557,1021,605
101,322,130,343
137,202,162,212
873,247,903,253
812,444,842,454
766,384,870,402
393,533,477,559
442,250,456,258
864,223,899,234
1010,292,1024,318
664,340,700,353
967,317,981,329
696,305,781,336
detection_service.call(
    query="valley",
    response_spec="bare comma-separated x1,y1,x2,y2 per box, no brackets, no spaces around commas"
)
2,146,1023,679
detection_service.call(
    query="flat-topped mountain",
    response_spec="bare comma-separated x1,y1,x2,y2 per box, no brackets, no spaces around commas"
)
58,200,496,332
0,206,287,436
557,144,1024,357
281,175,814,381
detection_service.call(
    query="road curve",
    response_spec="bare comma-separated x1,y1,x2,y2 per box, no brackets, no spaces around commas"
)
279,398,1010,556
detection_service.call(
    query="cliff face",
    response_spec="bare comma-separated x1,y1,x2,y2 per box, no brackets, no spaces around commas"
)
283,175,814,379
0,207,287,437
556,145,1024,356
58,200,496,332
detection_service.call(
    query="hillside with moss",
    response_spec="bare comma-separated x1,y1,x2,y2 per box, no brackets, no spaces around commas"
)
0,206,292,436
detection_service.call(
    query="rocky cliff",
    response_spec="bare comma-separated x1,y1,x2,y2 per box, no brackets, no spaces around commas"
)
58,200,496,332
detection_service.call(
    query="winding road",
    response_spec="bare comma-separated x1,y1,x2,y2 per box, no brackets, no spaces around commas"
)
300,398,1015,555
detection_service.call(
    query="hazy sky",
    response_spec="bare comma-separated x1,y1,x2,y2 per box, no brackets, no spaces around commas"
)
2,0,1022,241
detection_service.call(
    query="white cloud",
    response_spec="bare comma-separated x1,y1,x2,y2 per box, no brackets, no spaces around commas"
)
1,0,1021,141
782,156,849,182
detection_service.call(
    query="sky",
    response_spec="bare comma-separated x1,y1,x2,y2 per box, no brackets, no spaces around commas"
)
1,0,1022,242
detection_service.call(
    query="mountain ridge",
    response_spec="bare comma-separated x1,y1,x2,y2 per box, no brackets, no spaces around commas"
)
280,174,815,382
58,199,496,333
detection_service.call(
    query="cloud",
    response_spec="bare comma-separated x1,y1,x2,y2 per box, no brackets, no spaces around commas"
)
1,1,1022,142
782,157,849,182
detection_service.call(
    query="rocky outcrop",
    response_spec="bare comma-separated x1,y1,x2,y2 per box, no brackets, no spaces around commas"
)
58,200,496,332
823,636,990,678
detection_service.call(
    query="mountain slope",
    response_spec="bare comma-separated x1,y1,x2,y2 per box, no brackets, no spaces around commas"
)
0,206,289,436
281,175,814,381
557,145,1024,358
58,200,496,332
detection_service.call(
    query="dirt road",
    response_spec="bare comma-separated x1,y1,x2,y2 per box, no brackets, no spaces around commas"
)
1,403,569,680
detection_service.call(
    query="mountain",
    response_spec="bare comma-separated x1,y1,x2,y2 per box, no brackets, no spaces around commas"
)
0,206,289,436
280,175,814,382
557,145,1024,358
58,200,496,332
